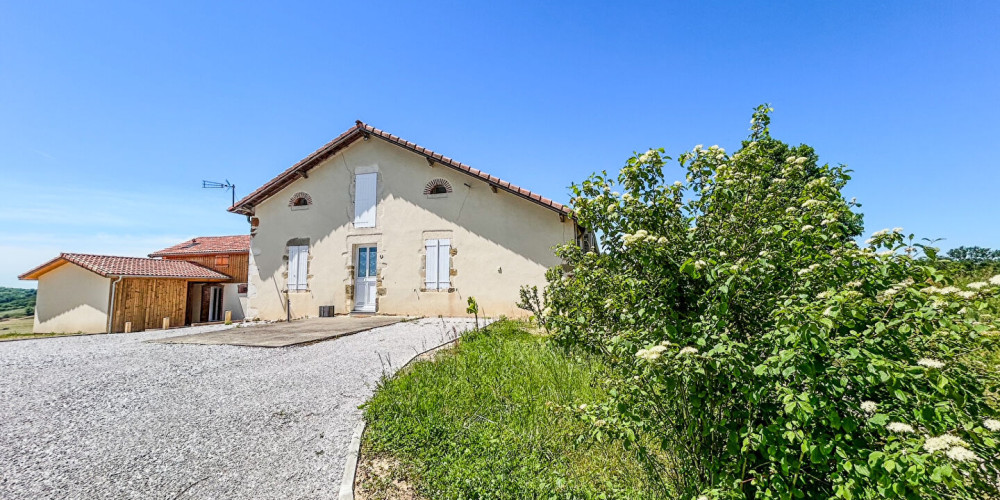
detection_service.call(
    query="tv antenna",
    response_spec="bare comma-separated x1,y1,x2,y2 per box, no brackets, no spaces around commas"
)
202,179,236,206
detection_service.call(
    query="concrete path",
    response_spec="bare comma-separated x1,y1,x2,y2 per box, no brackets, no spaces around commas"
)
150,316,404,347
0,318,476,499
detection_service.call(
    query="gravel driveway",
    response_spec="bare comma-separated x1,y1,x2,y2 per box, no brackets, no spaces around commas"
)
0,318,476,499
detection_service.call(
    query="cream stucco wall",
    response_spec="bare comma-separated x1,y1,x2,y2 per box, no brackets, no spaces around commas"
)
246,138,575,319
34,262,112,334
222,283,246,321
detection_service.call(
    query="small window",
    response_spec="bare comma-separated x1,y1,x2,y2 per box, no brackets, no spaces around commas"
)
288,192,313,210
215,255,230,267
423,179,453,197
237,284,248,294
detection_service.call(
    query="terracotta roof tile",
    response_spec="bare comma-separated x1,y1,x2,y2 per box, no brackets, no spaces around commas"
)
149,235,250,257
229,122,571,217
20,253,231,281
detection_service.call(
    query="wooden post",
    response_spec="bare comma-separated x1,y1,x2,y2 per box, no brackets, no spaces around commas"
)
162,317,170,330
124,322,131,333
224,310,232,325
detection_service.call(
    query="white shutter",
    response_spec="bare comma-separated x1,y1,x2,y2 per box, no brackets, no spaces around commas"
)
297,246,309,290
288,246,300,291
425,239,439,290
354,173,377,228
437,239,450,289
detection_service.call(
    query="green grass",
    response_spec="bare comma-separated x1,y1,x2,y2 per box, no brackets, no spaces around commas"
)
0,316,35,340
360,320,668,499
0,316,91,341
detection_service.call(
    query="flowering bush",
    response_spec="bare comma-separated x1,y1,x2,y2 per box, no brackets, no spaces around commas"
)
534,106,1000,498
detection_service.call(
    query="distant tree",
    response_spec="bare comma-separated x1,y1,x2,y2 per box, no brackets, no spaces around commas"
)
25,306,34,316
947,246,1000,265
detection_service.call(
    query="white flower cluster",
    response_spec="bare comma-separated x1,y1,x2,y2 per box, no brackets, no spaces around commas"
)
887,422,914,433
797,263,821,276
984,419,1000,432
991,274,1000,286
635,344,667,362
860,401,877,414
678,346,698,356
922,434,983,462
917,358,945,369
785,155,809,165
924,434,968,452
622,229,664,247
801,225,814,231
966,281,990,290
946,446,981,462
801,199,825,208
638,149,657,164
865,227,904,246
920,285,980,301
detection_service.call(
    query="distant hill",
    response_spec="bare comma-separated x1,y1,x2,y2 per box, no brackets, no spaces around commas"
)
0,287,36,313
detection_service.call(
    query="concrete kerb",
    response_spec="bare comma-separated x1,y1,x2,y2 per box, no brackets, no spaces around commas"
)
337,319,491,500
338,420,367,500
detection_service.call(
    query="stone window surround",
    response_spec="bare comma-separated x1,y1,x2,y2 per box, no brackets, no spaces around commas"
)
420,231,457,293
288,192,313,211
283,238,311,293
423,178,453,199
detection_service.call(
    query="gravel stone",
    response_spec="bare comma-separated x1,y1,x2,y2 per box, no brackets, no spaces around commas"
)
0,318,478,499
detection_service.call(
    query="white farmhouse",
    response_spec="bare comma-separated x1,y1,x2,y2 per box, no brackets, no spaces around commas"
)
229,121,586,318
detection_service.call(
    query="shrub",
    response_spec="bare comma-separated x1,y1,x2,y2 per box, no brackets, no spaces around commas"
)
535,106,1000,498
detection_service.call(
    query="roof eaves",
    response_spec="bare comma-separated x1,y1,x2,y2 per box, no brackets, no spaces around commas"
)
228,125,366,215
148,249,249,258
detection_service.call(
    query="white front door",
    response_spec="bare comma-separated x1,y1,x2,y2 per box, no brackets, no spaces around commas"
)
354,246,377,312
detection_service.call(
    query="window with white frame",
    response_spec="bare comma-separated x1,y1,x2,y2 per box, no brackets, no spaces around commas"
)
354,172,377,228
287,245,309,291
424,239,451,290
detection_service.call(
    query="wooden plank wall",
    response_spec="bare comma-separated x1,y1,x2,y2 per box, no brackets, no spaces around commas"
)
165,253,248,283
110,278,188,333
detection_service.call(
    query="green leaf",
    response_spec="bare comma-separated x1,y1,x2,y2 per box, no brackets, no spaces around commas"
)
868,414,889,426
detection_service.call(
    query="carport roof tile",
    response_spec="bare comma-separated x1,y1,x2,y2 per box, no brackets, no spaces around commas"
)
149,235,250,257
19,253,232,281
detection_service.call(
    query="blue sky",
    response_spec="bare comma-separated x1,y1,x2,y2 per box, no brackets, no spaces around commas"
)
1,1,998,288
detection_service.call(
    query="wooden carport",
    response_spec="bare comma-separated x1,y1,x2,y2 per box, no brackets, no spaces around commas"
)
109,275,229,333
20,253,231,334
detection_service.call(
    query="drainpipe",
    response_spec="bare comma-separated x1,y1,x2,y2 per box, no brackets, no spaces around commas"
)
107,275,123,334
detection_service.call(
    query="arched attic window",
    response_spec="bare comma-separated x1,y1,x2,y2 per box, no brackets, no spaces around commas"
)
424,179,453,198
289,192,313,210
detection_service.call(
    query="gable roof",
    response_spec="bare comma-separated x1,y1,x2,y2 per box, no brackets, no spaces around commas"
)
228,121,571,217
19,253,231,281
149,235,250,257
